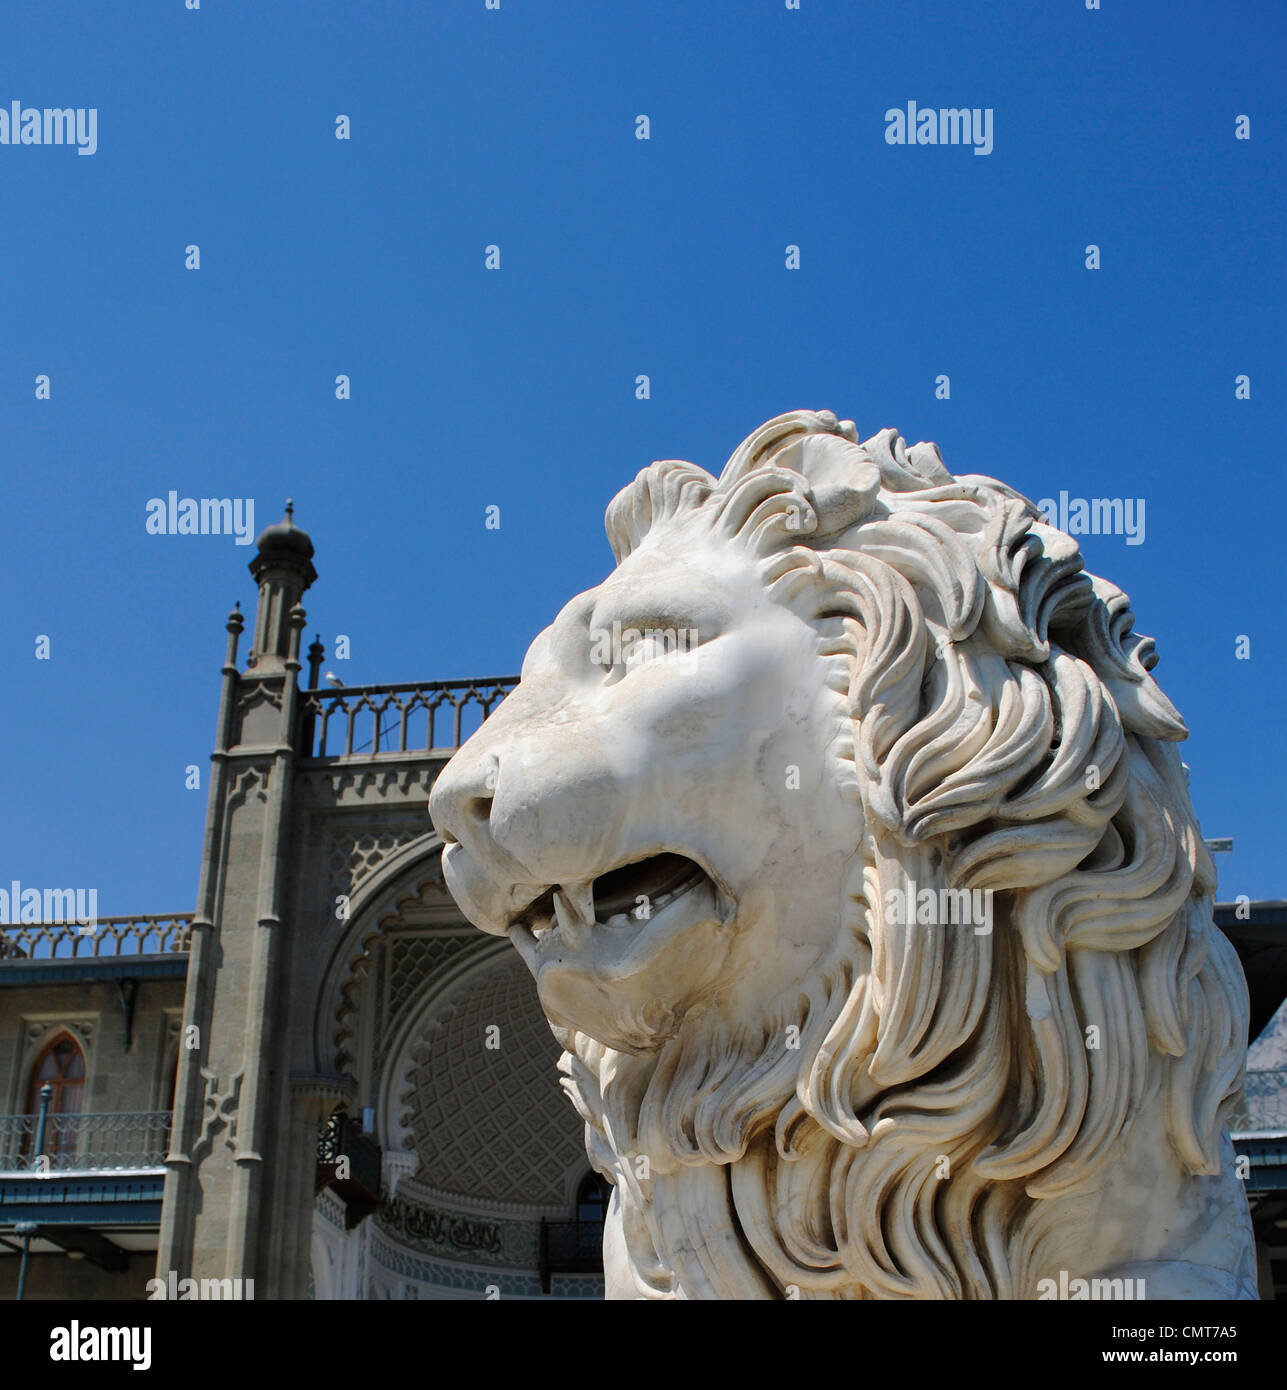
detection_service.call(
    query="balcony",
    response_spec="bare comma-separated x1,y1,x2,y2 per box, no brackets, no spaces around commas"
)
0,1111,172,1176
0,1111,171,1252
316,1113,381,1229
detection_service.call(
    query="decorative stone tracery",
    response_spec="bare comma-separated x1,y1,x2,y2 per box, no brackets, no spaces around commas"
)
397,955,585,1207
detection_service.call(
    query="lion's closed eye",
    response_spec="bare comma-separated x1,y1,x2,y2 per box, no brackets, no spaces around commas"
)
588,617,707,685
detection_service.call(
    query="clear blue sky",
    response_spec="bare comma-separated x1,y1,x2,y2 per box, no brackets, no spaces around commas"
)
3,1,1284,915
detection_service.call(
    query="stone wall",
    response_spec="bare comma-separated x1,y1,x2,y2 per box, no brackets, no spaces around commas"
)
0,979,185,1115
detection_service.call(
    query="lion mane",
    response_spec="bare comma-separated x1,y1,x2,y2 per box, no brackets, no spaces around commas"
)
552,409,1249,1300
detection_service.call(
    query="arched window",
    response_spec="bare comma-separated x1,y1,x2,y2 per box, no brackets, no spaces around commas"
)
27,1032,86,1114
25,1032,86,1161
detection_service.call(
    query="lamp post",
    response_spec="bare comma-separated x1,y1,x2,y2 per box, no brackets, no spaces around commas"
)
33,1082,53,1160
14,1224,38,1301
16,1084,54,1300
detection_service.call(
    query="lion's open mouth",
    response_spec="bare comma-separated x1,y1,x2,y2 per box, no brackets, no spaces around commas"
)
510,852,710,941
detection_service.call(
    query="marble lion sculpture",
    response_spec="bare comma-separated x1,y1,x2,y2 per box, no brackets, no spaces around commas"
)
430,409,1257,1299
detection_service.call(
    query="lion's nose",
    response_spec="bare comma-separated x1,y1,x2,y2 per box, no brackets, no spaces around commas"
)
430,752,496,847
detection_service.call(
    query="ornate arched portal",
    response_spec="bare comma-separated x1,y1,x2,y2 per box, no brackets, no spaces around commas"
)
310,841,601,1299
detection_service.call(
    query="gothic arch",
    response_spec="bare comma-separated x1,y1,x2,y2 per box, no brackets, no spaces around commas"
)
7,1017,95,1115
26,1029,87,1116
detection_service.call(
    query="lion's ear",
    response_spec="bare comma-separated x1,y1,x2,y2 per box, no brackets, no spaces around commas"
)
773,431,880,493
769,433,882,538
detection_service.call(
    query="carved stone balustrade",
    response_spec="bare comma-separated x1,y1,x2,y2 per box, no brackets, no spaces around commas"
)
298,677,519,759
0,915,193,961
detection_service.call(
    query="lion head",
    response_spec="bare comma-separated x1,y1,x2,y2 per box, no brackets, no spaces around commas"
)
430,410,1255,1299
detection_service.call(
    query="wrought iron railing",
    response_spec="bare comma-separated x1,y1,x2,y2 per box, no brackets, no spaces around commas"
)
299,677,518,759
316,1112,382,1229
1229,1070,1287,1136
0,914,193,962
0,1111,172,1174
316,1111,378,1176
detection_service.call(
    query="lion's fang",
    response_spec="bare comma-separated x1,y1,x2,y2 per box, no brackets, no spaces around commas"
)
555,882,595,931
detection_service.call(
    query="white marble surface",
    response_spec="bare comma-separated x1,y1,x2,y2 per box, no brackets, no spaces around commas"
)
431,409,1258,1300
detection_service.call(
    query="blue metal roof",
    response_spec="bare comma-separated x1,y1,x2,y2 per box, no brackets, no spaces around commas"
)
0,956,188,988
0,1174,164,1225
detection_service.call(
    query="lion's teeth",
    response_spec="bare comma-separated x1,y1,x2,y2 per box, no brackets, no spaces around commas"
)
560,881,596,927
553,892,577,935
554,888,595,935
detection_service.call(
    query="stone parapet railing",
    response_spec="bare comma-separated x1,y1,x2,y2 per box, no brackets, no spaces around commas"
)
0,914,193,961
299,676,519,759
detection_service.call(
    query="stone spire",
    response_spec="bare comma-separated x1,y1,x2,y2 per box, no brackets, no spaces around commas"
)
247,500,316,672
